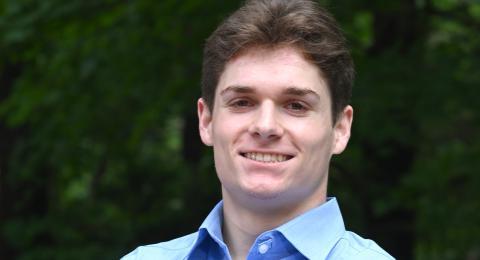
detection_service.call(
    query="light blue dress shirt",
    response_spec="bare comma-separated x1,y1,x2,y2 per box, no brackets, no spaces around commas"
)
122,198,394,259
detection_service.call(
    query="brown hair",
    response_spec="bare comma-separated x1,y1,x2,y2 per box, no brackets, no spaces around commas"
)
201,0,354,123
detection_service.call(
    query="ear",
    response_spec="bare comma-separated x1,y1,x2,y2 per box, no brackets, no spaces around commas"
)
332,105,353,154
198,98,213,146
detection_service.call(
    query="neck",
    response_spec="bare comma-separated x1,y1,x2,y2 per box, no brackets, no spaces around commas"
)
221,188,326,259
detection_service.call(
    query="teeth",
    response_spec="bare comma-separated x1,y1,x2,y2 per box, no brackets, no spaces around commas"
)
243,152,289,163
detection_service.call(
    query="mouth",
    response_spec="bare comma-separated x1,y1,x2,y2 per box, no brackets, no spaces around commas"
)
240,152,294,163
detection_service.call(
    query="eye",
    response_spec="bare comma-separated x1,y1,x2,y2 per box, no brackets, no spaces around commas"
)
227,98,255,111
285,101,308,112
231,99,252,107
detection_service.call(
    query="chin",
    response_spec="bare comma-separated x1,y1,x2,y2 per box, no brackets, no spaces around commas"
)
242,182,286,200
245,190,280,200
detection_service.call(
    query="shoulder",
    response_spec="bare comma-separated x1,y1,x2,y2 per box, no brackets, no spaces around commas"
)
121,232,199,260
331,231,395,260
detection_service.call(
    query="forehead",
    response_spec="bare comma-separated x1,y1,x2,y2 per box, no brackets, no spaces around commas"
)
216,46,329,98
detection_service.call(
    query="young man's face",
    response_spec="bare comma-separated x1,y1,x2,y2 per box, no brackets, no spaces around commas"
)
198,46,352,210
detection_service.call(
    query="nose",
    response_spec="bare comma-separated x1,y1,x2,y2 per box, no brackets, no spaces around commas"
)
248,101,284,140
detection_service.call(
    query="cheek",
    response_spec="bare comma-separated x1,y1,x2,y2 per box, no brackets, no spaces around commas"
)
210,115,246,167
211,114,232,141
290,118,331,140
290,121,334,156
212,113,250,142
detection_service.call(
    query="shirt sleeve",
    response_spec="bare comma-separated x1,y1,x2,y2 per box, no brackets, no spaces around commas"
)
355,248,395,260
120,247,139,260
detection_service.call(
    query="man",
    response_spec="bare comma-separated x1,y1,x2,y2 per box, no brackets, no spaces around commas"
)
123,0,394,259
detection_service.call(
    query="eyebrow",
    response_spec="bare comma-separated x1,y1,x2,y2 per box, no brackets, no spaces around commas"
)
282,86,320,99
220,85,255,96
220,85,320,100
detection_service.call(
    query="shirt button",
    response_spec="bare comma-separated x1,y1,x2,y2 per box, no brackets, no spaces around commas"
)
258,241,270,254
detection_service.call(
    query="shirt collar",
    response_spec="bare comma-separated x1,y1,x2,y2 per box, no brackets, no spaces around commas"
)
198,201,226,246
186,201,227,259
192,198,345,259
276,197,346,259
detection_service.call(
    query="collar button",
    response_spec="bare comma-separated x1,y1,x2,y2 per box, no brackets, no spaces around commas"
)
258,241,271,254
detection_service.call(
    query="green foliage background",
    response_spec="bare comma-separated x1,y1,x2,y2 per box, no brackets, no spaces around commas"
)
1,0,479,259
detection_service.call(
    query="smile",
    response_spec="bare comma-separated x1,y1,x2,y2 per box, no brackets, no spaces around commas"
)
241,152,293,163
